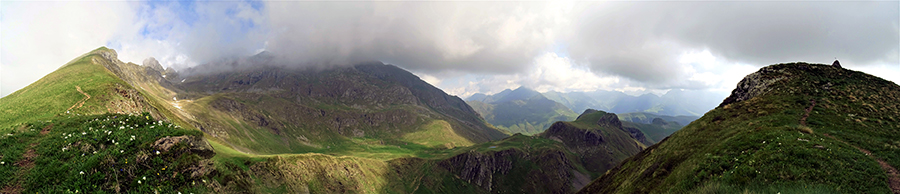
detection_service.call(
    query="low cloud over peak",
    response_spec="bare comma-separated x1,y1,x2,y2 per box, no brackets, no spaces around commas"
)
2,1,897,97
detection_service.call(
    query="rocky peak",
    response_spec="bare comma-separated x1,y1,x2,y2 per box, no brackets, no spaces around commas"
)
718,65,790,108
597,112,623,129
832,60,842,68
143,57,165,72
577,109,599,120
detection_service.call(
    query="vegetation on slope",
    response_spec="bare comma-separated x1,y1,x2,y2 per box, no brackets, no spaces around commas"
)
579,62,900,194
171,62,506,156
0,113,211,193
0,48,162,130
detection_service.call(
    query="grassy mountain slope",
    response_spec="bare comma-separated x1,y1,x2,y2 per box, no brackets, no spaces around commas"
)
0,48,169,130
167,61,506,156
467,87,578,135
579,62,900,193
0,113,212,193
539,110,646,176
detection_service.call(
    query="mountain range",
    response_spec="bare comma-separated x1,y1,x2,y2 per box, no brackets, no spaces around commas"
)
3,47,897,194
0,47,651,193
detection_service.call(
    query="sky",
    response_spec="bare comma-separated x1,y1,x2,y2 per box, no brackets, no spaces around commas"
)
1,1,898,99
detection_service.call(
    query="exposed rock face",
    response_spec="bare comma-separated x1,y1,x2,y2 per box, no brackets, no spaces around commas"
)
832,60,842,68
143,57,165,72
718,65,790,108
153,135,216,158
438,148,580,193
544,122,604,148
439,150,515,190
622,126,650,145
597,112,623,129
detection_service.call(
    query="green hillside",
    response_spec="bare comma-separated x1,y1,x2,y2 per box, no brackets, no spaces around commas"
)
579,62,900,193
0,48,155,130
0,113,211,193
0,47,654,193
170,62,506,156
467,87,578,135
539,110,647,176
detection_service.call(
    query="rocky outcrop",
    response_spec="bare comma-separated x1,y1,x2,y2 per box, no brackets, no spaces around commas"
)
543,122,604,148
832,60,842,68
718,65,790,108
439,150,515,190
153,135,216,158
622,126,652,145
438,148,581,193
597,112,623,129
143,57,165,72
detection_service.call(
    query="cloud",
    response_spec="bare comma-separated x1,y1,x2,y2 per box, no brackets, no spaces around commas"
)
113,1,268,70
567,1,899,85
1,1,136,96
1,1,897,98
262,1,570,74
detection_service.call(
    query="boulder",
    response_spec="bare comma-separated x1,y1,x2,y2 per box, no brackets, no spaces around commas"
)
153,135,216,158
832,60,841,68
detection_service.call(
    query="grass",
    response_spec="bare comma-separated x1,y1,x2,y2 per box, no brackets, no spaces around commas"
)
0,113,208,193
0,47,132,130
580,62,900,194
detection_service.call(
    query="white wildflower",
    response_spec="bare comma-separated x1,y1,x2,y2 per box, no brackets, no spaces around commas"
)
1,161,5,165
80,171,84,175
82,132,86,135
120,150,123,153
155,150,160,155
138,180,142,184
143,176,146,180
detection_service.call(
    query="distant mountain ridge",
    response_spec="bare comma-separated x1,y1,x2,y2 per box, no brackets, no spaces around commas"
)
521,89,727,117
465,87,578,135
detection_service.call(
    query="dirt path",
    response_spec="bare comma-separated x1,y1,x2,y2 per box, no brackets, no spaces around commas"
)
1,143,38,194
800,99,816,126
823,134,900,193
66,86,91,112
802,99,899,193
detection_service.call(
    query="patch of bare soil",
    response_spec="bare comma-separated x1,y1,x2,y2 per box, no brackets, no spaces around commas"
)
2,143,38,194
67,86,91,112
40,124,53,135
800,99,816,126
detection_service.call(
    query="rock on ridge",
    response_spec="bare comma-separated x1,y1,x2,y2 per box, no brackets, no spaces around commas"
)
143,57,165,72
718,65,791,108
597,112,623,129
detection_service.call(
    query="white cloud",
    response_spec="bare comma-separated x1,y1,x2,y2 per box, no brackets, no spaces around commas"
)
1,1,137,96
